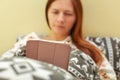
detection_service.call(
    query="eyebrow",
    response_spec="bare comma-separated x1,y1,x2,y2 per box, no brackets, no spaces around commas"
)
52,8,74,13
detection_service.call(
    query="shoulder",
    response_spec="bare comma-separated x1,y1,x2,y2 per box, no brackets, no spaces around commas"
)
1,32,48,58
17,32,44,41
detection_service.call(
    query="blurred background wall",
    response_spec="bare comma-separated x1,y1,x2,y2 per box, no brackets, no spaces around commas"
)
0,0,120,55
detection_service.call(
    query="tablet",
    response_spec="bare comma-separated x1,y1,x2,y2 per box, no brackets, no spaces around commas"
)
26,40,71,70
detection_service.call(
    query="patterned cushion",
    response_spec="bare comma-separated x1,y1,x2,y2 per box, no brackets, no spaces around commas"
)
86,36,120,79
0,57,77,80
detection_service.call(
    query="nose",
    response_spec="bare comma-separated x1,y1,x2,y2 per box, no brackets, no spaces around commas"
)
57,13,64,23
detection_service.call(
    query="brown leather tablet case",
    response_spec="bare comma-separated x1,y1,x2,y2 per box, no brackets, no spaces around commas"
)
26,40,71,70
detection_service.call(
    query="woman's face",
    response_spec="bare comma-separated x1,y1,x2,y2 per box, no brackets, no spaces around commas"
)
48,0,76,36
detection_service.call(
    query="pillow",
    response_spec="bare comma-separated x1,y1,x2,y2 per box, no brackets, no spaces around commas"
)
86,36,120,79
0,57,77,80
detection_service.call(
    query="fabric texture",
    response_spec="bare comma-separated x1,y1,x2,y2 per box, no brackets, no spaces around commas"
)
68,49,100,80
1,32,101,80
86,36,120,80
0,57,77,80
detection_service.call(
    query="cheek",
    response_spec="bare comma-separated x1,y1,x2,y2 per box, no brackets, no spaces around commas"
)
67,18,76,29
48,14,55,27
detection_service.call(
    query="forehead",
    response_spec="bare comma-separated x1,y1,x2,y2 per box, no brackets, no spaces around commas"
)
49,0,74,11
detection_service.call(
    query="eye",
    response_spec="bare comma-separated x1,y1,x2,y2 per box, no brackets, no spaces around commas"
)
52,11,59,15
64,12,73,16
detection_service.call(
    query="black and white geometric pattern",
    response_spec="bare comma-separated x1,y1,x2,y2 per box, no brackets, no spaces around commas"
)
1,34,119,80
68,49,101,80
0,57,77,80
0,34,102,80
86,36,120,80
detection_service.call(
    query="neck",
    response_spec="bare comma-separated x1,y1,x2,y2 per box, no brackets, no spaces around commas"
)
46,33,69,41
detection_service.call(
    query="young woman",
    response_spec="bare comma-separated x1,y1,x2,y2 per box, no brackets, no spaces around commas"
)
2,0,116,80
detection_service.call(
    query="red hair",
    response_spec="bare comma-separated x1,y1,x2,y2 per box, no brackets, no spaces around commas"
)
45,0,103,66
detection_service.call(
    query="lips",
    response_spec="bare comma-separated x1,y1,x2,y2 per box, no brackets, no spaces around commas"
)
55,25,64,28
